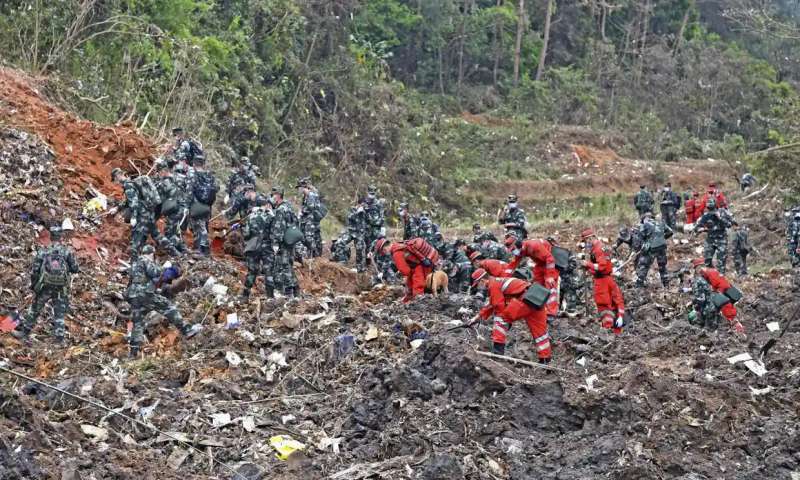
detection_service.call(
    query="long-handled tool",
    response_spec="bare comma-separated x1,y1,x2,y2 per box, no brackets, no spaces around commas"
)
759,304,800,359
447,313,481,332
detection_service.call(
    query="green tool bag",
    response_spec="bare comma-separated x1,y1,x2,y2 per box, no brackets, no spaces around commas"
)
711,292,731,309
283,226,304,247
551,246,570,272
724,286,743,304
522,283,551,309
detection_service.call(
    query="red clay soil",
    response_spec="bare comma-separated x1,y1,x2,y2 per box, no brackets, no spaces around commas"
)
0,67,155,198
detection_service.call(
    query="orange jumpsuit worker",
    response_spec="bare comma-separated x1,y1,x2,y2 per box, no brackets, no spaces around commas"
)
469,251,514,278
473,269,552,363
581,229,626,334
376,237,439,303
508,238,560,320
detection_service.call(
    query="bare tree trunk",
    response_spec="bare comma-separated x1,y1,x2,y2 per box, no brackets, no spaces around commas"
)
600,3,608,41
535,0,554,81
492,0,504,87
457,0,469,95
673,1,692,56
438,46,445,94
635,0,650,85
513,0,525,87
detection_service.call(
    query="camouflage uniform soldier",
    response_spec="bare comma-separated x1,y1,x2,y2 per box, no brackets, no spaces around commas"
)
731,221,750,276
695,199,733,273
443,240,472,293
188,158,218,256
787,211,800,267
240,205,275,299
498,194,528,239
371,236,398,284
689,270,720,330
399,203,420,241
332,204,367,272
475,237,511,261
363,185,386,258
636,213,673,288
171,127,205,166
418,212,445,254
269,187,300,296
560,254,585,316
226,189,267,222
740,173,756,193
633,185,654,218
614,225,644,256
156,162,187,253
125,245,202,357
226,157,258,207
112,168,177,258
658,183,681,230
297,177,326,257
172,162,193,236
13,226,79,343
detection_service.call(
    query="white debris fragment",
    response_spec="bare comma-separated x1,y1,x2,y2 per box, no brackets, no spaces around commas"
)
727,353,752,364
81,425,109,443
749,386,773,396
225,351,242,367
225,312,240,329
586,374,599,391
238,329,256,342
281,414,296,425
242,416,256,432
744,360,767,377
210,412,232,428
410,339,425,350
268,352,288,367
576,357,587,367
767,322,780,332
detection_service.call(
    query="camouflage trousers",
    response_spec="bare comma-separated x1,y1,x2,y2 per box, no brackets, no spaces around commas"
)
272,246,298,292
660,205,677,230
688,304,720,330
20,286,68,338
243,250,275,293
128,294,187,347
704,236,728,274
301,219,323,257
333,231,366,271
164,208,188,253
636,247,669,287
449,263,472,293
189,211,211,252
132,212,173,257
733,251,748,276
561,272,585,312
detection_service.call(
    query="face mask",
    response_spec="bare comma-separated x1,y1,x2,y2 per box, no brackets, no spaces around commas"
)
509,202,518,209
270,195,278,204
665,187,671,192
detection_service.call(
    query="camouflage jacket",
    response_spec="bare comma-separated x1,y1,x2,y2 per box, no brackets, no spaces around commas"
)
498,207,527,234
639,219,671,251
615,227,644,252
270,201,298,246
31,243,79,290
157,175,181,208
732,229,750,254
172,168,193,208
696,210,732,240
418,219,445,253
227,193,267,221
479,240,511,261
403,215,420,241
659,190,681,209
121,178,143,215
363,199,385,232
787,219,800,248
191,169,218,205
243,207,274,251
346,207,367,235
692,276,714,313
300,189,323,223
126,256,163,298
226,168,257,196
634,190,654,210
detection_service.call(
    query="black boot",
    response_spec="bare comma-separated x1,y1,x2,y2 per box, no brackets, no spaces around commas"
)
492,342,505,355
265,286,275,298
129,345,140,359
538,357,551,365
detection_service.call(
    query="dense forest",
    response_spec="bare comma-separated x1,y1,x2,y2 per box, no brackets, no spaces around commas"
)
2,0,800,206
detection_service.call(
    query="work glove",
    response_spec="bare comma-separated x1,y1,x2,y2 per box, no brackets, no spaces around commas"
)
130,218,137,227
230,223,241,231
224,194,230,205
421,258,432,268
733,321,745,334
273,245,280,254
511,249,521,257
163,261,173,269
614,316,625,329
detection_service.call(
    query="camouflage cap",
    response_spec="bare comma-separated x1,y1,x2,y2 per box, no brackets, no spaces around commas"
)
295,176,310,188
270,186,285,197
507,194,518,203
141,245,155,255
367,185,378,194
49,226,62,238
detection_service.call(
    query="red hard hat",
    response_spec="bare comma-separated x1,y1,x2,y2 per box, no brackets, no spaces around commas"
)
374,238,388,253
468,251,483,262
691,258,705,268
580,228,594,240
471,268,488,286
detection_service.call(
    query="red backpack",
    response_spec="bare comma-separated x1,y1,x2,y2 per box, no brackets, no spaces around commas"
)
404,238,439,265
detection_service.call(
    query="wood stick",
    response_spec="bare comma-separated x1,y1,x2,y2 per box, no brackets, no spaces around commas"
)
475,350,573,374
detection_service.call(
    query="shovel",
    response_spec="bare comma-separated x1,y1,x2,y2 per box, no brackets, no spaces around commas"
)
759,305,800,359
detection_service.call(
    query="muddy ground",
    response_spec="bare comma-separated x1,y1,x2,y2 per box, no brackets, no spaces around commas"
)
1,68,800,480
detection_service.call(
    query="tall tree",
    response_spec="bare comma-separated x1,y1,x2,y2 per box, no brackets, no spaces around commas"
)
535,0,554,81
513,0,525,86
